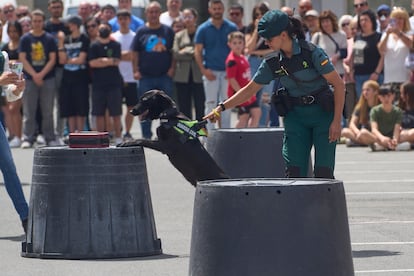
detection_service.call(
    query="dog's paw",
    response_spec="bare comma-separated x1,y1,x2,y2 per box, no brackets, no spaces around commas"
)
117,141,140,147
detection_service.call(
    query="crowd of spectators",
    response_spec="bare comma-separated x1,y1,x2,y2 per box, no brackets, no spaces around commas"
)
1,0,414,151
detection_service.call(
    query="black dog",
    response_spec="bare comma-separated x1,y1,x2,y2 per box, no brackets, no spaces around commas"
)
118,89,229,186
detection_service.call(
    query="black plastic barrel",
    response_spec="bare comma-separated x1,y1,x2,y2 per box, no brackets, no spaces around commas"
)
206,128,312,178
21,146,162,259
189,179,354,276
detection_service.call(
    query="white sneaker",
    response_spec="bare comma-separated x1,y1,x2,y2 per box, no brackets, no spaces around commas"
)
36,134,46,145
370,143,386,152
114,137,123,145
20,141,33,149
47,138,65,147
396,142,411,151
9,137,21,148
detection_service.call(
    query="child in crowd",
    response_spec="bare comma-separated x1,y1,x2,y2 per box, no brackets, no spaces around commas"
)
398,81,414,147
225,31,260,128
370,83,408,151
341,80,379,146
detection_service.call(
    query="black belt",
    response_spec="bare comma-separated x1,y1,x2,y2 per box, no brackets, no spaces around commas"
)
288,86,330,106
250,54,264,58
289,95,316,106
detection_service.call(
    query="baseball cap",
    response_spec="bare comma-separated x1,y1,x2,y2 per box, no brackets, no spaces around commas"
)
258,10,289,39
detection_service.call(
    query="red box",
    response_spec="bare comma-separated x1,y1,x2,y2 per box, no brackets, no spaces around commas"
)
68,132,110,148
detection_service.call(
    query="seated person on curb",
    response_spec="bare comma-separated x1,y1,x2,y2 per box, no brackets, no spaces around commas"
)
226,31,261,128
370,83,407,151
398,81,414,148
341,80,379,147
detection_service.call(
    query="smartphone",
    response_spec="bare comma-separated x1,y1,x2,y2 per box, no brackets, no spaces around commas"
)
390,18,396,27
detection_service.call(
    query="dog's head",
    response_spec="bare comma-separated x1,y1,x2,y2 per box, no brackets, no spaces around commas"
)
131,90,176,120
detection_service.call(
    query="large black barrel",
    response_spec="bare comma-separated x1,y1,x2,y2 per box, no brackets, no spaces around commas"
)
21,146,162,259
189,179,354,276
206,128,312,178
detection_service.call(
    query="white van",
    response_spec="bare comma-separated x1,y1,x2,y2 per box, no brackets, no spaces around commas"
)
63,0,149,19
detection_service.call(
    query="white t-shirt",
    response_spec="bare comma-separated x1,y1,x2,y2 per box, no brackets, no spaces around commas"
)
380,32,410,83
111,30,136,83
159,11,182,27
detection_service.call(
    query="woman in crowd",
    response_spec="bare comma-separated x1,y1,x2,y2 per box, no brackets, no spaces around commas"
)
312,10,347,77
398,81,414,148
349,9,384,100
173,8,205,121
244,2,276,127
377,7,412,101
341,80,379,147
2,21,23,148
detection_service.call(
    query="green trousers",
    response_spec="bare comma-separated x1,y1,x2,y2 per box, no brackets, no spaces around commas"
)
282,104,336,178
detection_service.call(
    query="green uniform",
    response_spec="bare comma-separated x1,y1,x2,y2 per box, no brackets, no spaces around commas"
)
253,38,336,178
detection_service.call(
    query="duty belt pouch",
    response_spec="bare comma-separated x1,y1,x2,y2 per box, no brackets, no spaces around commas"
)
317,88,334,112
271,87,292,116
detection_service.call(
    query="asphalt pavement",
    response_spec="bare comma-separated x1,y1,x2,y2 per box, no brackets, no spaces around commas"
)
1,122,413,276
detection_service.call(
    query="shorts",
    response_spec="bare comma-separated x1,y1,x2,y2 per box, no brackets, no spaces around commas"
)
237,101,259,115
60,81,89,117
122,82,138,107
91,85,122,116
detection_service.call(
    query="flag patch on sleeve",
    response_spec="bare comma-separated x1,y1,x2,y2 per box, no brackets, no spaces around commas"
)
320,59,329,66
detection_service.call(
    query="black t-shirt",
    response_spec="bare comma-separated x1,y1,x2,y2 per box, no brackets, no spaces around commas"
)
62,33,90,83
1,43,18,60
19,32,57,80
353,32,382,75
88,40,122,87
402,109,414,129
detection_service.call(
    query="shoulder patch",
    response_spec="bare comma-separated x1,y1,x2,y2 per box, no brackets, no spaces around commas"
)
227,60,236,68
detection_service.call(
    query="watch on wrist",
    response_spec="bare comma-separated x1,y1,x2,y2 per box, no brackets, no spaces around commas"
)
219,102,226,111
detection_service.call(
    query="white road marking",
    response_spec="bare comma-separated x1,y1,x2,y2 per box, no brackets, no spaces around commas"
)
352,241,414,245
350,220,414,225
355,268,414,274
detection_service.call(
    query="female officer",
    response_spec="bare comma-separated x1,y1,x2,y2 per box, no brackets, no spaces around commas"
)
204,9,345,179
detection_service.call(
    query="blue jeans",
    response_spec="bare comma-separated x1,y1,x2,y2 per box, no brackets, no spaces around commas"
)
0,123,28,220
138,75,173,139
249,55,278,127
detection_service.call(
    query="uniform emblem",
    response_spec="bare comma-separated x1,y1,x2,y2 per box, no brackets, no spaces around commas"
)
320,59,329,66
303,61,309,68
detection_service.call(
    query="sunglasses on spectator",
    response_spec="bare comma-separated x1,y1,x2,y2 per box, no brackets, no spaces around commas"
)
341,22,350,27
378,12,389,17
87,24,97,29
354,2,367,8
17,12,28,17
3,8,15,14
230,12,241,16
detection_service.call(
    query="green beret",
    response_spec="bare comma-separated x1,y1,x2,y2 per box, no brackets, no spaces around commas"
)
258,10,289,39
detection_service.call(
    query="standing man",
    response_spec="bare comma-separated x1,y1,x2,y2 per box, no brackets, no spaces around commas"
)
112,9,138,141
195,0,237,129
160,0,182,27
45,0,67,143
109,0,144,32
19,9,57,148
304,9,319,41
353,0,369,16
131,1,175,139
227,3,246,33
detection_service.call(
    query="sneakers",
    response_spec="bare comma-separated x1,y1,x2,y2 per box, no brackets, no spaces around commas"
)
396,142,411,151
114,137,123,145
47,138,65,147
370,143,386,152
36,134,46,145
9,136,21,148
123,132,133,142
345,138,359,147
20,141,33,149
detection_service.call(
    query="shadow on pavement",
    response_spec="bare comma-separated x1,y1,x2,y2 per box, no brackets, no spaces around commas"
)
0,234,25,242
353,250,401,258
